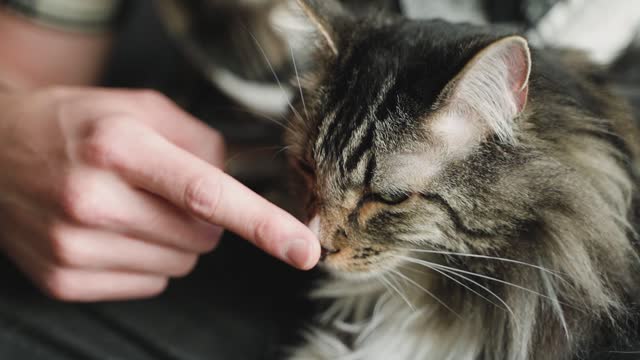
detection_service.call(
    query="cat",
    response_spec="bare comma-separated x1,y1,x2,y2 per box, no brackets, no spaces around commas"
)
284,1,640,359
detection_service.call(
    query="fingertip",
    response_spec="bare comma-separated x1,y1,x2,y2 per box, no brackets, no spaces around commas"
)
283,234,320,270
303,236,321,270
302,217,321,270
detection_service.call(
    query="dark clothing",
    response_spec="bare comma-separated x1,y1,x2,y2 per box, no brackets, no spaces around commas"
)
0,235,314,360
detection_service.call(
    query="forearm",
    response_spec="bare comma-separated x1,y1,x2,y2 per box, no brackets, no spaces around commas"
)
0,8,113,90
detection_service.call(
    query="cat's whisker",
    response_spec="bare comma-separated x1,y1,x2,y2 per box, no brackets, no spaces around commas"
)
272,145,292,161
388,268,462,320
289,43,310,123
397,262,514,316
540,267,571,342
397,263,516,322
400,248,569,284
380,274,414,311
379,273,415,311
425,264,522,334
208,105,295,133
244,27,306,125
397,255,586,313
440,265,587,314
377,275,393,296
387,273,414,308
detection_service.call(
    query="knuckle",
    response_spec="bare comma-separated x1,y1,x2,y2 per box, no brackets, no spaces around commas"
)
147,278,169,297
200,233,222,253
59,175,107,226
251,217,278,253
136,90,170,109
46,224,81,267
192,242,217,255
60,176,88,222
46,221,67,245
194,224,223,253
183,173,222,220
172,256,198,278
208,130,226,167
209,128,225,148
44,86,71,101
81,118,128,168
41,269,79,301
51,90,78,129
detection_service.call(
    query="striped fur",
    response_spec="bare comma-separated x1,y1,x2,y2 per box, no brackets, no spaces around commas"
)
285,2,640,359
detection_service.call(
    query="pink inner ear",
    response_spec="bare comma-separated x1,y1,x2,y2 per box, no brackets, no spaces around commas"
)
435,36,531,144
505,43,531,113
515,85,529,113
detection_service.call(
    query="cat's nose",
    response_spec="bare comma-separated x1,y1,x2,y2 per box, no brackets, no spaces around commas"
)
320,246,340,261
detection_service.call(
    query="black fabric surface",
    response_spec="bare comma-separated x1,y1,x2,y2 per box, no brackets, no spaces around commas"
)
0,234,315,360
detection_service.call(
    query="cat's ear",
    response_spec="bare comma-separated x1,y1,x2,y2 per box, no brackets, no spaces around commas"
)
440,36,531,144
296,0,352,57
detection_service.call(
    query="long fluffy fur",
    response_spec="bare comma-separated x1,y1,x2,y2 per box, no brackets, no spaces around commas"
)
285,3,640,359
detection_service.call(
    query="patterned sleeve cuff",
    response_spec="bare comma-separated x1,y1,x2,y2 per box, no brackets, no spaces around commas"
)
0,0,125,33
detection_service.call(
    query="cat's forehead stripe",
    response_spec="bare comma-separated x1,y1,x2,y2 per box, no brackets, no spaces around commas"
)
341,74,396,172
344,122,375,173
314,109,338,162
363,155,377,187
315,72,397,181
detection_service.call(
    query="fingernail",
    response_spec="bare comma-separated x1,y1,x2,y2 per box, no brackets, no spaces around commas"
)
285,238,311,269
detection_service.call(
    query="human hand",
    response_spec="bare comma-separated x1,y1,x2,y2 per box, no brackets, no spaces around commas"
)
0,87,320,302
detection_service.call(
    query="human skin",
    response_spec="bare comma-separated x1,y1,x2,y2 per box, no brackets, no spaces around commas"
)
0,9,320,302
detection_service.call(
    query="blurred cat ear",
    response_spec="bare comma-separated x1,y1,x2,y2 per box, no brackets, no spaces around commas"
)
296,0,352,57
444,36,531,143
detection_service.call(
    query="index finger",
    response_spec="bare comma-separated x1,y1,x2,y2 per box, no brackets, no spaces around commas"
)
58,88,226,168
92,122,320,270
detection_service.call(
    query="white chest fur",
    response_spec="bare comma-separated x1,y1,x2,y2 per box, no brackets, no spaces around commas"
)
289,279,484,360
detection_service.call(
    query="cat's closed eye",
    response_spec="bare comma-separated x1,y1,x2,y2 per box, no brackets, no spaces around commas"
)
364,192,411,205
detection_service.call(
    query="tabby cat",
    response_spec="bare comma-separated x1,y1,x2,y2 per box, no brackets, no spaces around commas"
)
284,1,640,359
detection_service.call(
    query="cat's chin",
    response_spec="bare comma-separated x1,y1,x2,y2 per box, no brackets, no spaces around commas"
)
318,260,401,282
325,268,382,282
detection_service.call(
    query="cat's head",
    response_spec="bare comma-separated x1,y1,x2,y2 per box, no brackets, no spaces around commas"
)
285,0,603,280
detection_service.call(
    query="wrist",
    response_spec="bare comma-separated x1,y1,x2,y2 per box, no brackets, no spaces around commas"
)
0,9,113,89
